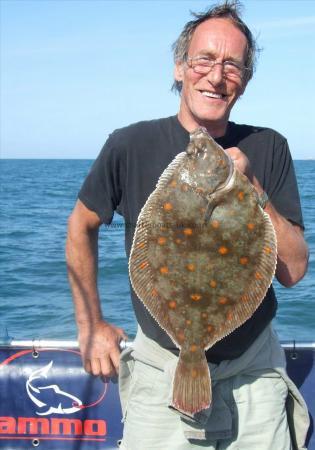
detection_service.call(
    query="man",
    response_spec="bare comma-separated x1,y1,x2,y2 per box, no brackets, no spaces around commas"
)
66,2,309,449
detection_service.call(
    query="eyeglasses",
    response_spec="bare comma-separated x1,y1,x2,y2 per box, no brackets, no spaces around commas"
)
186,56,248,81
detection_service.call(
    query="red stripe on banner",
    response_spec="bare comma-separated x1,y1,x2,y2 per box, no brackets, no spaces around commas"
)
77,382,108,409
0,349,33,366
0,436,106,441
0,348,81,367
0,348,82,368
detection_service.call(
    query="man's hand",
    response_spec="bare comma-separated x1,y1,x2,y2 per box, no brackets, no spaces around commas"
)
78,320,128,377
225,147,265,197
225,147,254,183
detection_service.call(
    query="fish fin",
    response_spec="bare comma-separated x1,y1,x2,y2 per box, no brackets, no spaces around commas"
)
237,210,277,309
171,348,211,415
245,212,276,330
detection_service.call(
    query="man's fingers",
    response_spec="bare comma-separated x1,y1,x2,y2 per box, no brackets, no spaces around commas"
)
225,146,252,180
79,321,128,377
100,356,116,377
84,359,92,374
111,346,122,374
83,352,119,377
90,358,102,376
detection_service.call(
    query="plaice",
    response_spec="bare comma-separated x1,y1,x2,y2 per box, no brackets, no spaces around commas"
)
129,127,277,415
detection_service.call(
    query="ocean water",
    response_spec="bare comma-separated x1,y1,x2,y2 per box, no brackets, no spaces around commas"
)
1,159,314,342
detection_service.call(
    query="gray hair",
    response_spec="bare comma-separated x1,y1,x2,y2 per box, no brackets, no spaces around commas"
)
172,0,259,93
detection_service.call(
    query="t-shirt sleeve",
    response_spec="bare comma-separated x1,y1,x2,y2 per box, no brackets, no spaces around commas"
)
78,133,123,224
268,138,304,229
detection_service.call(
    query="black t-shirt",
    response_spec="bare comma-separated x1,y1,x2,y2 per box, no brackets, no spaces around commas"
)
79,115,304,363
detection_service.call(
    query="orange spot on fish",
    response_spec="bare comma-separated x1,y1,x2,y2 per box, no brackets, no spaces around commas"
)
139,262,148,270
218,296,228,305
168,300,177,309
201,312,208,319
169,179,177,188
191,368,198,378
238,191,245,201
177,331,185,342
255,271,263,280
241,294,249,303
186,263,195,272
211,220,220,229
264,246,272,254
226,311,233,321
137,242,145,249
190,344,198,352
209,280,217,288
157,237,167,245
196,187,204,194
163,202,173,211
181,184,189,192
207,325,213,333
190,294,202,302
186,319,192,326
183,228,193,236
175,238,182,244
218,246,229,255
240,257,249,265
247,222,255,231
160,266,169,274
151,288,158,297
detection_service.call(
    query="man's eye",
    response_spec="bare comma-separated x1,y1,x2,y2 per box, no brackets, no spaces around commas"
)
224,61,239,69
196,58,213,65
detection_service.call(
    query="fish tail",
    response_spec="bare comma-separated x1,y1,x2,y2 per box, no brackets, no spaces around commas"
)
171,348,211,415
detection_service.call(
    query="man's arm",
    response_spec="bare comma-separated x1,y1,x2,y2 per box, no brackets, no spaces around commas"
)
66,199,127,377
225,147,309,287
254,190,308,287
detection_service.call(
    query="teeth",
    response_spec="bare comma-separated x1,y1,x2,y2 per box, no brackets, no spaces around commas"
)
201,91,223,99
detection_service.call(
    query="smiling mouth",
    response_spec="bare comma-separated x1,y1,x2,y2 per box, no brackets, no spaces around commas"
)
200,90,226,100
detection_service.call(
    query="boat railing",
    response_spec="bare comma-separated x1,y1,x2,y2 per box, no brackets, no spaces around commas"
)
0,338,314,349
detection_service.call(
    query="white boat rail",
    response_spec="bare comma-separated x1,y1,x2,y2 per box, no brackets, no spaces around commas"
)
0,339,314,349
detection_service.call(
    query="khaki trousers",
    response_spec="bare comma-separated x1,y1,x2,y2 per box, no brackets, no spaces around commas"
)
119,326,309,450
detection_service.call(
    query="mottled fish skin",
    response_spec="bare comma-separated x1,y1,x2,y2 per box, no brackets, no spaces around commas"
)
129,128,277,415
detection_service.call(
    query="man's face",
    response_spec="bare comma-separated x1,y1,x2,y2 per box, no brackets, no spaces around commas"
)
175,18,248,136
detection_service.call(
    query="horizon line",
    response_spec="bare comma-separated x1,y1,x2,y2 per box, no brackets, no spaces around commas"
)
2,157,314,161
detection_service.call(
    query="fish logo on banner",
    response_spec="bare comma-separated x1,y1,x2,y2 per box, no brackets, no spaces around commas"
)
26,361,83,415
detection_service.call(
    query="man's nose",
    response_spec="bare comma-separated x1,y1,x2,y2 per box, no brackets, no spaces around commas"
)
206,63,224,86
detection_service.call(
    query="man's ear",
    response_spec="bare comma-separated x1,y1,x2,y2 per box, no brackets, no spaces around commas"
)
174,62,184,82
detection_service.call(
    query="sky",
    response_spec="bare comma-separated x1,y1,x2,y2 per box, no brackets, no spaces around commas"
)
1,0,315,159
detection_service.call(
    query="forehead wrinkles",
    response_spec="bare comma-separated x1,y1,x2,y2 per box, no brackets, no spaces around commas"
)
188,19,247,62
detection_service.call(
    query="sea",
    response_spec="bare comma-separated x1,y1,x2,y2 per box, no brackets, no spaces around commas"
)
1,159,314,343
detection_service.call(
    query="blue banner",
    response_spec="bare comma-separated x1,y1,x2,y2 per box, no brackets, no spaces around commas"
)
0,347,123,449
1,344,314,449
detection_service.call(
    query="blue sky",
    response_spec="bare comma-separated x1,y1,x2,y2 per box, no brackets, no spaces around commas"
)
1,0,315,159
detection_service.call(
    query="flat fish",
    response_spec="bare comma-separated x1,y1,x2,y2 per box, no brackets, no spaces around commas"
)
129,127,277,415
